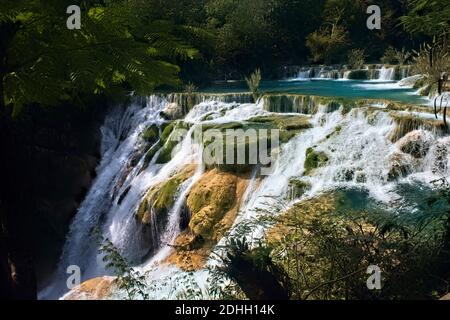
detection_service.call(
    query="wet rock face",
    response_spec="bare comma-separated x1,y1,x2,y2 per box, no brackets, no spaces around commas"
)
132,165,197,260
397,130,433,158
165,168,249,271
430,137,450,174
187,169,238,241
304,147,329,175
387,152,414,181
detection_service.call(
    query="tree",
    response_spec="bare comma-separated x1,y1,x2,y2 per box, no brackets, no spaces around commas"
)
0,0,199,116
400,0,450,38
205,0,280,77
306,24,348,64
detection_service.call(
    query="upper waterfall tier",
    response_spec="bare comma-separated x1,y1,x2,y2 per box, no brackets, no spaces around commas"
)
280,64,412,81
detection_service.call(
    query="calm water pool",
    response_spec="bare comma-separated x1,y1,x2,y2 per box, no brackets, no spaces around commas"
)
204,79,430,105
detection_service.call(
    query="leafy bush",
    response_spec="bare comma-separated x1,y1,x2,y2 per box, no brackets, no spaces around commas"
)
306,25,348,64
395,48,412,65
347,49,366,69
96,234,149,300
381,46,399,65
218,186,450,300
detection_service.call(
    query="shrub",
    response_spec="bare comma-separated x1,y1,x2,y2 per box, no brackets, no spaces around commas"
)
347,49,366,69
381,46,398,65
245,69,262,102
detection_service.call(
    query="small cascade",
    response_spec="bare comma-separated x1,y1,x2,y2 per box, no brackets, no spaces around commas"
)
262,94,342,114
295,68,312,80
165,92,253,114
285,65,412,81
378,67,396,81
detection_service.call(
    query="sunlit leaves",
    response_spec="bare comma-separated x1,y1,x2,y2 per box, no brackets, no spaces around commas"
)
0,0,200,116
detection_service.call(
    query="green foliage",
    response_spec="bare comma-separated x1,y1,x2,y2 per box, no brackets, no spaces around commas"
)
96,233,149,300
381,46,398,65
0,0,200,116
205,0,280,76
347,49,366,69
395,48,412,65
400,0,450,37
184,82,198,95
382,47,412,65
214,237,290,300
412,39,449,95
237,186,450,300
306,24,348,64
304,147,329,175
245,69,262,102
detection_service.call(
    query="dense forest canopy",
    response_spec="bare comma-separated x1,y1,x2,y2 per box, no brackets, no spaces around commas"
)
1,0,449,112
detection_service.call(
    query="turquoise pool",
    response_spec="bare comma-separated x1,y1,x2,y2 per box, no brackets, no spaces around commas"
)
204,79,430,105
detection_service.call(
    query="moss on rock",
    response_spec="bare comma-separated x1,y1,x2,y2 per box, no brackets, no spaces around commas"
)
304,147,329,175
136,165,196,225
141,124,159,144
288,178,311,199
154,121,191,164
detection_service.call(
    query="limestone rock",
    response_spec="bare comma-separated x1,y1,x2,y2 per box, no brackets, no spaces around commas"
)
387,152,413,181
63,276,117,300
160,102,183,120
396,130,433,158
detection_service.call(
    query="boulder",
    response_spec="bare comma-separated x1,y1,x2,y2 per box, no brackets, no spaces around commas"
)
160,102,183,120
304,147,329,175
431,137,450,174
396,130,433,158
440,293,450,300
164,169,249,271
187,169,249,241
387,152,413,181
136,165,196,225
398,74,423,87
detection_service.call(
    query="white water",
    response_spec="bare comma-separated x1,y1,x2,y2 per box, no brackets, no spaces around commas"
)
289,65,404,82
44,93,450,300
378,67,396,81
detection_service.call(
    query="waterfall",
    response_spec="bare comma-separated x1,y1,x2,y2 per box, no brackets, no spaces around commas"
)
378,67,395,81
295,68,312,80
39,96,173,299
45,90,450,300
286,65,413,81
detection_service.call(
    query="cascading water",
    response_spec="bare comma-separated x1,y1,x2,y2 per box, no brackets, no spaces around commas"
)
378,66,396,81
287,65,411,82
43,90,450,300
295,69,312,80
39,95,196,299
